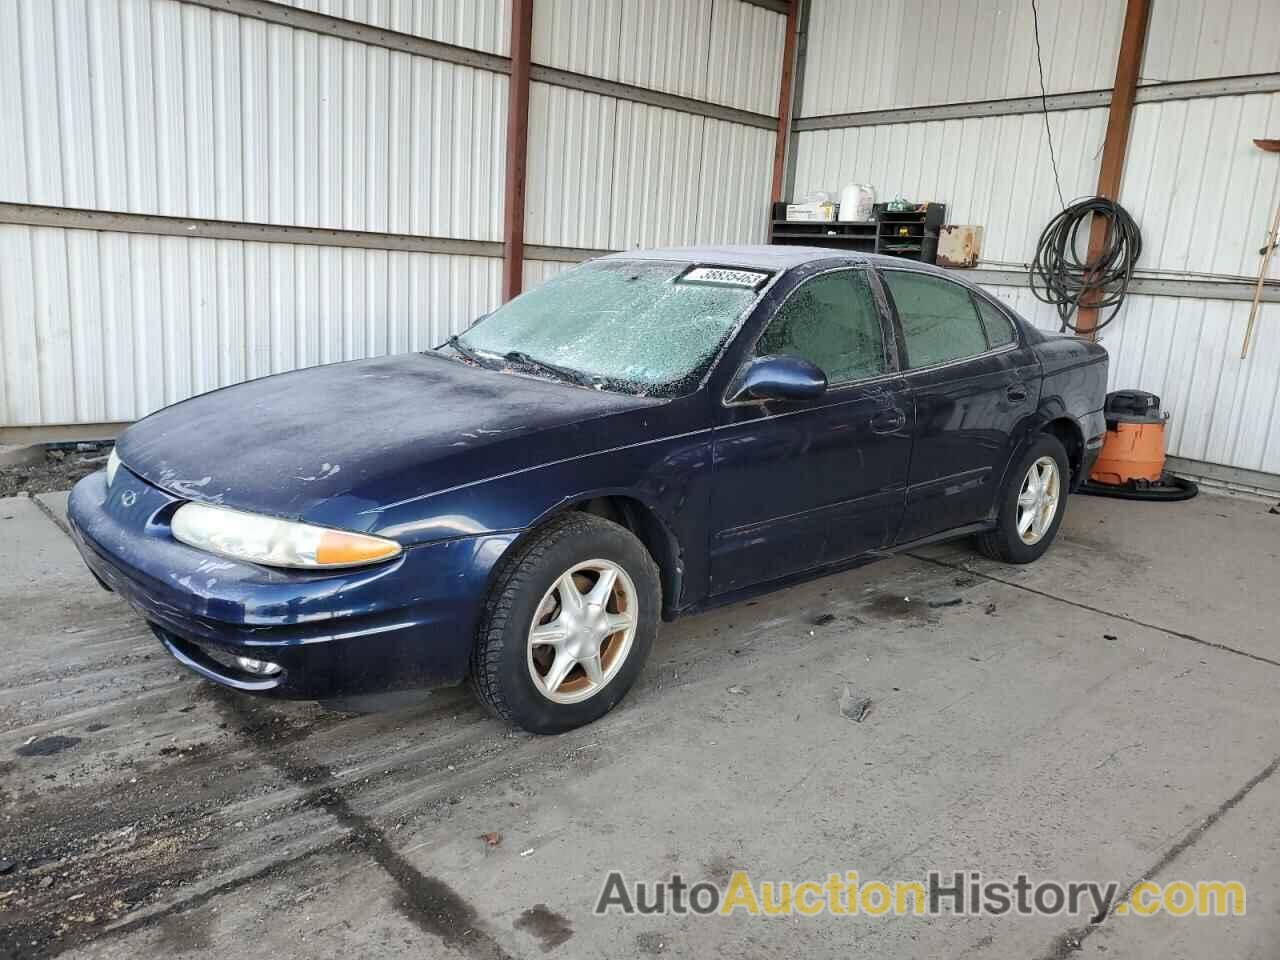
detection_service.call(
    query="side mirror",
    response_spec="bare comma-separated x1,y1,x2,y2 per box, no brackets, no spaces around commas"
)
732,355,827,403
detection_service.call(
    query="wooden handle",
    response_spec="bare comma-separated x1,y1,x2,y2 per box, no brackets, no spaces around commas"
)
1241,198,1280,359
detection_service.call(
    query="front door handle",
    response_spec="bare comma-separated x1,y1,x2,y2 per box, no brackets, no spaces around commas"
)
870,409,906,434
1006,383,1028,402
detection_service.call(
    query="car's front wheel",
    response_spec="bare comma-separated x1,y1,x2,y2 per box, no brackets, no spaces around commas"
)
974,433,1069,564
469,512,660,734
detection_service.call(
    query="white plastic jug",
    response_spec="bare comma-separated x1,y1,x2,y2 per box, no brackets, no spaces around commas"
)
839,183,875,222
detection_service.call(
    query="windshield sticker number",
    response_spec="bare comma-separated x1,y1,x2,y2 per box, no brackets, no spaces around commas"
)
680,267,769,289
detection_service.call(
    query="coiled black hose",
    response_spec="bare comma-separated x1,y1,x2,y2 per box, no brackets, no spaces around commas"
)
1029,197,1142,334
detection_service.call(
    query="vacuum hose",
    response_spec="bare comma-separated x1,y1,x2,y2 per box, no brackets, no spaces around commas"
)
1029,197,1142,334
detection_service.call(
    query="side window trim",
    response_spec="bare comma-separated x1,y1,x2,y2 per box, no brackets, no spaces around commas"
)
969,289,1022,350
728,265,897,401
879,268,1018,374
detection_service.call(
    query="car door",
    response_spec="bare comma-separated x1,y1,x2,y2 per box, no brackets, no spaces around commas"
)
879,269,1041,544
707,267,915,596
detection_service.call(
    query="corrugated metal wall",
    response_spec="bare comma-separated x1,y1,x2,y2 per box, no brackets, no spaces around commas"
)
1142,0,1280,83
0,224,500,425
794,0,1280,485
0,0,786,429
793,108,1111,263
533,0,784,116
799,0,1126,117
1120,92,1280,277
527,0,783,253
0,0,508,237
275,0,512,55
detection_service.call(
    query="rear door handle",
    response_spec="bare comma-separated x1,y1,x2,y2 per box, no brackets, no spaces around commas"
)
870,409,906,434
1006,383,1028,402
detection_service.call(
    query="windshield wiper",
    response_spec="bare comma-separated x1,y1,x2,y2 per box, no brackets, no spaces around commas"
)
502,350,599,388
444,335,489,366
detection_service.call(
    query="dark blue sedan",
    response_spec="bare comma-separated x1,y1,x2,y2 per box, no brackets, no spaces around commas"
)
68,246,1108,733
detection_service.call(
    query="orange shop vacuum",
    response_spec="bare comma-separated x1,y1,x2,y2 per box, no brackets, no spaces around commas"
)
1080,390,1198,501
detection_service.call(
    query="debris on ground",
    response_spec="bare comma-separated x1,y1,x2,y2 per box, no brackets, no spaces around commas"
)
1103,634,1118,641
0,860,15,875
519,848,535,857
927,595,963,608
726,684,748,695
810,612,836,626
0,443,113,497
839,686,873,722
15,735,82,757
984,602,998,616
480,832,502,847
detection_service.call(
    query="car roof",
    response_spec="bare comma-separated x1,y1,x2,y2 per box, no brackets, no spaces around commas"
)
596,244,959,279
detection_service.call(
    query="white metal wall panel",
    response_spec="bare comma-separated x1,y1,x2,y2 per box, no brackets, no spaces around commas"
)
1119,92,1280,278
525,83,617,250
694,120,774,244
533,0,780,116
522,259,577,289
1142,0,1280,83
982,285,1280,476
533,0,623,80
526,91,774,254
2,0,507,241
792,108,1109,264
800,0,1125,118
706,0,786,116
277,0,512,56
533,0,711,101
608,101,706,250
616,0,713,104
0,224,501,426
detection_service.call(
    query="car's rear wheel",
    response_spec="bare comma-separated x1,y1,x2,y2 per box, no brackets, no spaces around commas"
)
469,512,660,734
974,434,1069,564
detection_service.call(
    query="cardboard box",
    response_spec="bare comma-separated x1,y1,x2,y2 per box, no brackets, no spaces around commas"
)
785,202,837,222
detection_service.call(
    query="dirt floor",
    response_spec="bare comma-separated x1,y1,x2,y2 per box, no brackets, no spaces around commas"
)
2,485,1279,959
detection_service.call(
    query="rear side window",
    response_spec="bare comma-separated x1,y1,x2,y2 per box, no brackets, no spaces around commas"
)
975,296,1016,347
756,270,886,384
883,271,988,369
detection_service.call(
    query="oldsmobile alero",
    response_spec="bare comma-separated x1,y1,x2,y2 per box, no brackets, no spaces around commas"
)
68,246,1108,733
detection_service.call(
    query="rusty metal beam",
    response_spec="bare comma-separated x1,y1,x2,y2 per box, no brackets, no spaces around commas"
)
770,0,800,202
1076,0,1151,339
502,0,534,302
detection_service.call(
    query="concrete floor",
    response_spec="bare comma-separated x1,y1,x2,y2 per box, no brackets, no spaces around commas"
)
2,487,1278,959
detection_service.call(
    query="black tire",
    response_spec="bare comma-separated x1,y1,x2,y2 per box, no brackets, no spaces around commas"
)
468,512,660,734
974,434,1070,564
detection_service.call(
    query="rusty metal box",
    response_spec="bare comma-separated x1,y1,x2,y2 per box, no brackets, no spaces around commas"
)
937,225,984,268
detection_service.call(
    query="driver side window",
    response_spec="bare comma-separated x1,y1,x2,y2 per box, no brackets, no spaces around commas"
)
755,270,886,384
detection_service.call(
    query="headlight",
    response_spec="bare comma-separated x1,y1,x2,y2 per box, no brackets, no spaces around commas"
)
170,502,402,569
106,447,121,488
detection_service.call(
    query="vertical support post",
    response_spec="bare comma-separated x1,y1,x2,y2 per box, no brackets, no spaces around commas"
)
1076,0,1150,338
502,0,534,302
770,0,800,203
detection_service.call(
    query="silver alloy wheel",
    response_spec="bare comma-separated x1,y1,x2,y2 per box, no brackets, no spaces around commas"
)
1016,455,1061,545
527,559,638,705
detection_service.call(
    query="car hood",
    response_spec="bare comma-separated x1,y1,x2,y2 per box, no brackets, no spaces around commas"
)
117,353,662,533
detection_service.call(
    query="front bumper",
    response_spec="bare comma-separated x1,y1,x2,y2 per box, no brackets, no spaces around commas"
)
67,469,517,698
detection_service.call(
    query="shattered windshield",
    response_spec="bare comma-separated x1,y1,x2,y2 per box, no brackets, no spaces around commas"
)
452,260,766,396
